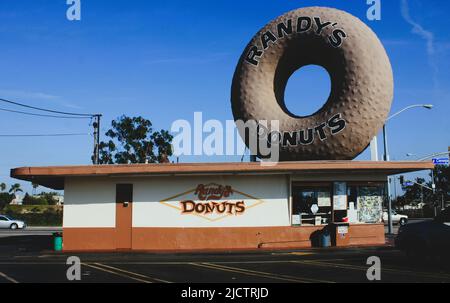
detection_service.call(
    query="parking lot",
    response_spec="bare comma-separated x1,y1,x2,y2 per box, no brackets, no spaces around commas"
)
0,226,449,283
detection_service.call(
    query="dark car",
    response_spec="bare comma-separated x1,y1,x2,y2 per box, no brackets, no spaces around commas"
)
395,207,450,258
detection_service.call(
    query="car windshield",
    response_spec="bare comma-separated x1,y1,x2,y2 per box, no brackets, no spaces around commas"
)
2,215,12,220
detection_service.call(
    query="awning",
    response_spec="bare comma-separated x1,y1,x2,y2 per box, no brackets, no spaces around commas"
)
10,160,434,190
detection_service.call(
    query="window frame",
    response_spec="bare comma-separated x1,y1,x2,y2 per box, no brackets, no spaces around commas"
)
291,182,333,226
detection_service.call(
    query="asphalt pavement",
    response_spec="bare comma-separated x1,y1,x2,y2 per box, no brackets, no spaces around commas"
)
0,222,449,283
383,218,430,234
0,227,61,238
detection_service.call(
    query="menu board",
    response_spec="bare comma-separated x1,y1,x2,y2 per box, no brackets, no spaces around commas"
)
333,182,347,210
317,191,331,207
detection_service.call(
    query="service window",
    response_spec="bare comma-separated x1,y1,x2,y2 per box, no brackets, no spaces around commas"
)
292,184,332,226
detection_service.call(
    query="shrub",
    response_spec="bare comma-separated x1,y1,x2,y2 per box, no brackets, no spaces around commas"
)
3,205,62,226
23,193,48,206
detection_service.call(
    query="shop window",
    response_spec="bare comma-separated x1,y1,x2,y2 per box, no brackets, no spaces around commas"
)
292,184,332,226
347,184,384,223
292,182,385,226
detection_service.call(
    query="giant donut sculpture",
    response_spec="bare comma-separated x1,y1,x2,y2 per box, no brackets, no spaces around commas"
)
231,7,393,161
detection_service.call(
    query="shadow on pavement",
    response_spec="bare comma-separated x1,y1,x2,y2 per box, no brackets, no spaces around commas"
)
0,235,53,256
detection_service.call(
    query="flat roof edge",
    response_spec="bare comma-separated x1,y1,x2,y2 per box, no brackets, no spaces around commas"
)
11,161,434,182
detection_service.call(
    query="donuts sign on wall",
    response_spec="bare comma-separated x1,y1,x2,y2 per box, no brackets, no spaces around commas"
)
231,7,393,161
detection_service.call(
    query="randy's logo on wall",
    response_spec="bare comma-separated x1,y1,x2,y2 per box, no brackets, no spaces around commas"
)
181,184,245,216
159,183,265,222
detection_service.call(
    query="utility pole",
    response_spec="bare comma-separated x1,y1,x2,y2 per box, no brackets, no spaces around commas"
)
92,114,102,165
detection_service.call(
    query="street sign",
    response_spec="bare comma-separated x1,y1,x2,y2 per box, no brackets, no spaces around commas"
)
432,158,449,165
404,182,414,187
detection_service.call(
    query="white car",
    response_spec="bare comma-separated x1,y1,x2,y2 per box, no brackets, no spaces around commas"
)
383,210,408,226
0,215,26,230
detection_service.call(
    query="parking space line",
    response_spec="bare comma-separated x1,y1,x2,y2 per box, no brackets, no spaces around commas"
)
0,271,18,283
291,260,450,280
271,252,315,256
0,259,343,266
190,262,334,283
94,263,171,283
82,263,152,283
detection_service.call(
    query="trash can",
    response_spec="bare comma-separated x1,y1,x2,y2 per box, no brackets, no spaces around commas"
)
320,230,331,247
53,232,63,251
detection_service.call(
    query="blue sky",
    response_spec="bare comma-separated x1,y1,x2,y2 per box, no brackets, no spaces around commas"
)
0,0,449,192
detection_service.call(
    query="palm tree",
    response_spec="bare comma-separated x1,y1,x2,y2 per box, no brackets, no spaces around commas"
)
0,183,6,192
9,183,23,195
32,183,39,195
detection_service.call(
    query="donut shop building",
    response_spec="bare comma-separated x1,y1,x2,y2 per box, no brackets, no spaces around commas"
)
11,161,432,252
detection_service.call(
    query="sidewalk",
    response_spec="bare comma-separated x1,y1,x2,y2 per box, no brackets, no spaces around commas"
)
25,226,62,230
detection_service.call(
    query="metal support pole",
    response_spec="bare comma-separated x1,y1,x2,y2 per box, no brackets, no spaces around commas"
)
370,136,379,161
383,125,390,161
393,176,397,202
383,124,393,234
431,168,437,215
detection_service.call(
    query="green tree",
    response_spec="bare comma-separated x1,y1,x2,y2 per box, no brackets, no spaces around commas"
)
96,115,173,164
0,192,14,209
22,192,58,206
401,178,431,206
398,165,450,214
9,183,23,195
0,183,6,192
38,192,59,206
32,182,39,195
22,193,48,206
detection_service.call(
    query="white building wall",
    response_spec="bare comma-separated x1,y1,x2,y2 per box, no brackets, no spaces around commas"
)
63,174,290,229
63,177,116,228
133,175,290,228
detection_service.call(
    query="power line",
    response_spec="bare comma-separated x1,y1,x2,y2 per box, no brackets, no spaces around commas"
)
0,107,92,119
0,97,103,163
0,133,90,137
0,97,97,117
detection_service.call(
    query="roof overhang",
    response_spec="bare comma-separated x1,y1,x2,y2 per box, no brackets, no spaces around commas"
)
10,161,434,190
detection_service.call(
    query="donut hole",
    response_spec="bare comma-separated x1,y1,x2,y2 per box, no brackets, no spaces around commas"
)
283,65,332,118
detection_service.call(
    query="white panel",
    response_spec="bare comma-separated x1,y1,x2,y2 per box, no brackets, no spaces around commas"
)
132,175,289,228
63,177,116,228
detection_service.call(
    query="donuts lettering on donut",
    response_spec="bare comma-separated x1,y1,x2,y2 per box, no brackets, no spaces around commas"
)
258,113,347,147
231,7,394,161
278,113,346,145
246,16,348,66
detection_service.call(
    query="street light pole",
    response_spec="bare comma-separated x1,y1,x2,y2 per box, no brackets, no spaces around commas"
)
382,104,433,235
383,124,394,234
